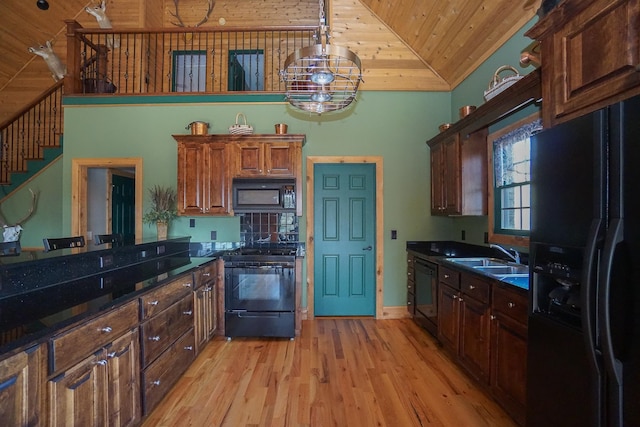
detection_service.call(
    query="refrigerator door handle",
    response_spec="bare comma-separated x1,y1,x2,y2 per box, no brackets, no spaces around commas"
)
599,217,624,426
583,219,603,374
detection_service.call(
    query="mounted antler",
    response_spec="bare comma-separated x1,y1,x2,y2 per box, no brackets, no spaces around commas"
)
0,189,39,242
171,0,215,28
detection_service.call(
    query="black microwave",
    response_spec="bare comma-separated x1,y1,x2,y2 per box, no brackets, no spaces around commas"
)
232,178,296,212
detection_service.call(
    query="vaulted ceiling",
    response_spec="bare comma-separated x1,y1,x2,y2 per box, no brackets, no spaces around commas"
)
0,0,539,122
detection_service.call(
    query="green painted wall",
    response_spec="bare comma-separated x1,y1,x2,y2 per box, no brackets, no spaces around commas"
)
4,17,539,309
449,17,539,248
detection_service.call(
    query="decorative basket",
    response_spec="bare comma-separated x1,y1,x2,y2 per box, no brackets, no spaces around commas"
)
228,113,254,135
484,65,523,101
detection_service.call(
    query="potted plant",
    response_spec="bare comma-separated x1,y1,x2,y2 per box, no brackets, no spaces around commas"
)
143,185,177,240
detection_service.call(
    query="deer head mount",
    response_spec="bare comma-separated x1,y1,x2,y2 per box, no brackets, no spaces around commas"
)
171,0,215,28
28,41,66,81
0,189,39,242
85,1,120,48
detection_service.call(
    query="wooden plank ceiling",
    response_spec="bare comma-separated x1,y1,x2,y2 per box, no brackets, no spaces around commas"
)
0,0,538,122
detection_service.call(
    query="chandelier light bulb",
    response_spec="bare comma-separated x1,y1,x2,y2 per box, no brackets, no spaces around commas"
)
311,91,332,103
310,69,335,85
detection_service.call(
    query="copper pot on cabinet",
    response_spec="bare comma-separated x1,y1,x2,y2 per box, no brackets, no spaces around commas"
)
186,121,209,135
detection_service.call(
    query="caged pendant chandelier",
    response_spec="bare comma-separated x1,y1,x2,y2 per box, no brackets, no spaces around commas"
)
279,0,363,114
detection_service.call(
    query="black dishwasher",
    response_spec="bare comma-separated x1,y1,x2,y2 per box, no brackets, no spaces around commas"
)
413,257,438,336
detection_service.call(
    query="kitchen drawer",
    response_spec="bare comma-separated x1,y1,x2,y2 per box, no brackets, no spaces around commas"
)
140,273,194,320
50,300,138,374
439,266,460,289
140,294,194,368
142,328,195,415
461,274,491,304
193,262,216,290
492,284,528,325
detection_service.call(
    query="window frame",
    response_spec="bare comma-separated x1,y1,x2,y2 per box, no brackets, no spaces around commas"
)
487,112,540,247
171,50,207,93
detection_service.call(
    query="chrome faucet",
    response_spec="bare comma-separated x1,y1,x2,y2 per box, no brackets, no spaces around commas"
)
490,244,521,264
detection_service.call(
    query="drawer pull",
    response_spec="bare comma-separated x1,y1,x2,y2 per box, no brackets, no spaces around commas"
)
148,300,159,306
468,285,475,290
183,282,192,288
149,336,161,342
203,272,211,277
507,302,516,308
491,315,496,320
94,359,108,366
151,380,161,386
100,326,113,333
107,352,116,358
204,286,212,292
184,346,194,351
458,297,464,302
183,310,193,316
407,301,412,305
444,274,450,279
452,295,458,300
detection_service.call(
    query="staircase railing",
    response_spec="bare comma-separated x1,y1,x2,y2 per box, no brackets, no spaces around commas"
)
0,81,64,185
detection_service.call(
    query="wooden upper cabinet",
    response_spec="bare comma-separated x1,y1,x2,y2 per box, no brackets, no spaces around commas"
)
527,0,640,126
176,140,230,216
430,129,487,216
174,134,304,216
235,141,296,177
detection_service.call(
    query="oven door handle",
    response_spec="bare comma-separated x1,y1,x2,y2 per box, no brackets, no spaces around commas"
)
231,310,282,318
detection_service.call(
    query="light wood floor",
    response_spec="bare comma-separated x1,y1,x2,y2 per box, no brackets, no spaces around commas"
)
142,318,517,427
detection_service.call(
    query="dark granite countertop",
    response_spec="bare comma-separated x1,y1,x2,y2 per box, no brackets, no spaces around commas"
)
406,240,530,291
0,254,216,356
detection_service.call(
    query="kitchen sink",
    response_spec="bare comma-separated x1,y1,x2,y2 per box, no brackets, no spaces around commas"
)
473,265,529,275
445,257,529,289
446,257,512,268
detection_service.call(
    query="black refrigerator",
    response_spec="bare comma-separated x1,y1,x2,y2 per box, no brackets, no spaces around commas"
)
527,96,640,427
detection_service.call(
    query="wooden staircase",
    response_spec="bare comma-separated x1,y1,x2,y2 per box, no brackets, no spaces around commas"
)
0,81,64,192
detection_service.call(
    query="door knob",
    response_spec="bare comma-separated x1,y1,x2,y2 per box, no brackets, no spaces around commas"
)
363,245,372,251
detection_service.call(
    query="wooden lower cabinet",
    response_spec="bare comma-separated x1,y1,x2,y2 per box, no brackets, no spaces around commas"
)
458,293,491,384
490,284,528,426
436,266,528,425
142,328,195,414
107,329,142,427
48,328,140,427
194,262,218,354
0,343,46,426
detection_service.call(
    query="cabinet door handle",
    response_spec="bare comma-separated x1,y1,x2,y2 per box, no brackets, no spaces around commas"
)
94,359,108,366
183,282,192,288
203,272,211,277
150,380,161,386
184,346,194,351
100,326,113,333
107,352,116,358
452,295,458,300
468,285,475,290
149,336,161,341
491,315,496,320
507,302,516,308
204,286,212,292
444,274,450,279
183,310,193,316
458,297,464,302
407,301,412,305
407,285,412,290
148,300,159,306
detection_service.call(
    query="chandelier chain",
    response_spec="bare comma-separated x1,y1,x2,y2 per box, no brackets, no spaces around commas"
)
319,0,325,25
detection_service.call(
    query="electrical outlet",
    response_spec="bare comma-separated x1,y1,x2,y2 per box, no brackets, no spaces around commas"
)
156,245,165,255
461,230,466,241
189,218,195,228
391,230,397,240
99,255,113,268
484,232,489,243
211,230,217,240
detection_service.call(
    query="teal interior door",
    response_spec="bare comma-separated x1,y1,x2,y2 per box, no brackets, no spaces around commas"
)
314,163,376,316
111,174,135,244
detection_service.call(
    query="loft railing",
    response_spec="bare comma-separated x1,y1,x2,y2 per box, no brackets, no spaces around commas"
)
0,81,64,185
64,20,316,95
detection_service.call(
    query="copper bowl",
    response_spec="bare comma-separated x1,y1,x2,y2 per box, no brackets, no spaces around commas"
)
459,105,477,119
439,123,452,132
